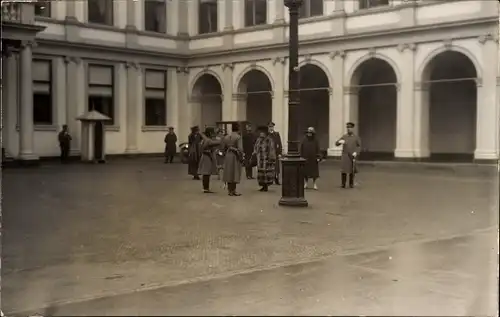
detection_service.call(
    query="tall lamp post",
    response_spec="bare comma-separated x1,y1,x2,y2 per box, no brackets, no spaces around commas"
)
279,0,308,207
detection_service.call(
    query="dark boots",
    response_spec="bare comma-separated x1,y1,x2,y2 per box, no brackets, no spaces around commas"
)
227,182,241,196
202,175,213,193
341,173,355,188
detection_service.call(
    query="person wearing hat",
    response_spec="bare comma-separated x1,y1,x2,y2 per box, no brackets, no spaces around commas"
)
222,122,244,196
300,127,321,190
335,122,362,188
268,122,283,185
252,125,277,192
164,126,177,164
242,123,257,179
198,127,221,193
187,126,202,180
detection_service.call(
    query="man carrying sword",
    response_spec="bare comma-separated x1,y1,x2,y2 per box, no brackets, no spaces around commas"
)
335,122,361,188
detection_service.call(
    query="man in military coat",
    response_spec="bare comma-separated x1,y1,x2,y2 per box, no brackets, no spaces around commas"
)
268,122,283,185
335,122,361,188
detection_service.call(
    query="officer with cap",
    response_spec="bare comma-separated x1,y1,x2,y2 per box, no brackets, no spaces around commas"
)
335,122,361,188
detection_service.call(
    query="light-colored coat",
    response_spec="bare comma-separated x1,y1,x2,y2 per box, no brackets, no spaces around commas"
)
198,138,221,176
222,132,243,183
335,133,361,173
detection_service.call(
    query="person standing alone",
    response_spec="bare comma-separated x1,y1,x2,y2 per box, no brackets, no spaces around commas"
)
58,125,72,163
335,122,361,188
164,127,177,163
301,127,321,190
188,126,202,180
253,126,276,192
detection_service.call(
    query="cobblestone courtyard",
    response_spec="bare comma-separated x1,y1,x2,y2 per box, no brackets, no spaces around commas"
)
1,159,498,315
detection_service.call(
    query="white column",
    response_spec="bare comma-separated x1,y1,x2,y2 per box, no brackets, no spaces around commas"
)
187,0,199,35
64,56,84,155
413,82,430,158
232,94,246,120
126,0,136,28
53,57,67,128
176,67,189,143
274,0,285,23
334,0,345,11
2,54,16,156
221,63,233,121
18,41,38,161
395,43,417,159
124,62,141,153
167,0,179,35
474,36,499,160
166,68,179,132
328,50,345,156
343,87,358,130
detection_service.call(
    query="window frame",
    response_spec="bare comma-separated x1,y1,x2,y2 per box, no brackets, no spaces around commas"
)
87,64,116,126
144,0,167,33
198,0,218,34
143,69,167,127
358,0,390,10
32,59,54,126
244,0,267,27
34,1,51,18
299,0,323,19
87,0,114,26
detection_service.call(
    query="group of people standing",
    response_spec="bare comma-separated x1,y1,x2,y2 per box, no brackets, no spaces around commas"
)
185,121,357,195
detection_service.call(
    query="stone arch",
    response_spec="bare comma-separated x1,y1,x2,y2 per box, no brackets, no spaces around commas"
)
348,55,399,160
190,69,224,96
234,64,275,93
418,45,482,83
236,68,274,127
298,59,332,86
419,49,479,161
190,72,223,129
347,52,401,85
296,62,331,149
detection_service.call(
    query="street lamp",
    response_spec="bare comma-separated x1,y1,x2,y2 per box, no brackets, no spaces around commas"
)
278,0,308,207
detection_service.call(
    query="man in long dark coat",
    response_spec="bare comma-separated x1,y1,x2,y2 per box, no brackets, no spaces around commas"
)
222,123,244,196
268,122,283,185
300,127,321,190
335,122,361,188
242,123,256,179
188,126,202,180
58,124,72,164
164,127,177,163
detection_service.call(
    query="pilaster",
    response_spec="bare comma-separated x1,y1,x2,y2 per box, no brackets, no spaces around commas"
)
176,67,190,142
221,63,234,121
19,41,38,161
328,50,345,156
395,43,417,159
124,62,141,153
343,86,359,134
413,81,430,158
166,68,179,132
177,0,189,36
64,56,84,155
475,34,499,160
272,0,286,42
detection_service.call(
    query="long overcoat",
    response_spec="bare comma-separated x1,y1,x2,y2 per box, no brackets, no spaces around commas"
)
335,133,361,174
269,131,283,175
188,132,202,175
198,138,221,176
164,132,177,156
254,136,276,186
222,132,243,183
300,135,320,178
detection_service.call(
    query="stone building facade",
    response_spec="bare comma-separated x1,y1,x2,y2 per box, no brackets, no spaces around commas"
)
1,0,499,162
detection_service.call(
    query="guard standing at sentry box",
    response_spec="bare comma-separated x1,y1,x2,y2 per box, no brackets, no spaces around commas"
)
335,122,362,188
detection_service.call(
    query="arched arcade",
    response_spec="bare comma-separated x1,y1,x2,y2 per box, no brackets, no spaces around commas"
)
190,73,223,129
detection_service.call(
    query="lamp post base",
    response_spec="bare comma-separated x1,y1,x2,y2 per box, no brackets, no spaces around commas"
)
278,152,308,207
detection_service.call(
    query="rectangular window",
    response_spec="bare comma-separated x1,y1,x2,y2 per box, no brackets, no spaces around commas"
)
88,0,113,25
34,1,51,17
144,70,167,126
359,0,389,10
299,0,323,18
88,65,114,125
32,60,53,125
145,0,166,33
244,0,267,27
199,0,218,34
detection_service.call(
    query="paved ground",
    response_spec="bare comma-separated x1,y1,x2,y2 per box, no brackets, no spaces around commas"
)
1,159,498,315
